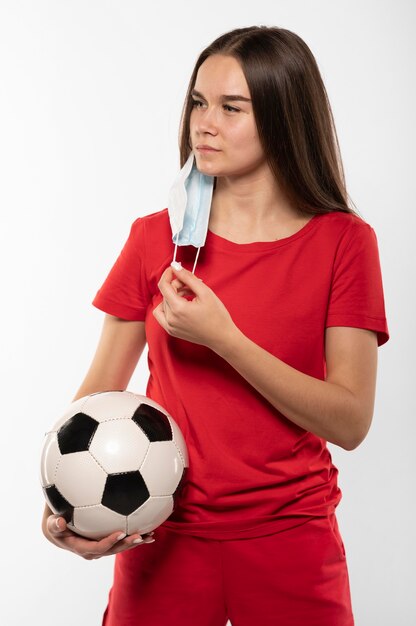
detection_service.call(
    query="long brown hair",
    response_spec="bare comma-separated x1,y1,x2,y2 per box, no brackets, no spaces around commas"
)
178,25,360,218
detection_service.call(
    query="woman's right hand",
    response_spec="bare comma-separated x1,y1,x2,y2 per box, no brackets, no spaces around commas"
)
42,504,156,560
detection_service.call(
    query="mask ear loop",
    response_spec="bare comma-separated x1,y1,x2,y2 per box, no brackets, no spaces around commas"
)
172,234,179,265
191,247,201,275
172,235,201,275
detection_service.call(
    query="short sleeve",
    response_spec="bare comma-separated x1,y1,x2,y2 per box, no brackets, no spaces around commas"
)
92,217,152,321
325,221,390,347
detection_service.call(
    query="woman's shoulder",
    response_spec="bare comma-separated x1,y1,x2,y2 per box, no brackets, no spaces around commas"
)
126,209,172,265
127,207,170,236
139,206,169,222
319,208,371,226
131,207,170,232
317,209,375,239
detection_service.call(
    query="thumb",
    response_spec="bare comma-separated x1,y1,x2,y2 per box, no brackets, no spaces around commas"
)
170,262,204,289
48,515,67,536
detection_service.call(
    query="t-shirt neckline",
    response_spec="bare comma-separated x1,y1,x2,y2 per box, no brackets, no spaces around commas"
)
205,213,321,252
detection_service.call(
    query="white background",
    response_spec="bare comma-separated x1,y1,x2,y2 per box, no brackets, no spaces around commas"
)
0,1,414,624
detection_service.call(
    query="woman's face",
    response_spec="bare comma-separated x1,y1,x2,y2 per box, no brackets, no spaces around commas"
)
189,54,266,179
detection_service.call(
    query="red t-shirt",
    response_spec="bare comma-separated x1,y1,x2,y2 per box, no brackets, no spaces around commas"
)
92,208,389,540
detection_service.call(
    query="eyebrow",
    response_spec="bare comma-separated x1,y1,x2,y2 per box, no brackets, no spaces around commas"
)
191,89,251,103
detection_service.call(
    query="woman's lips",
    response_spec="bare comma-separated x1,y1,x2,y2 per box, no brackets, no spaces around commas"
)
196,146,220,152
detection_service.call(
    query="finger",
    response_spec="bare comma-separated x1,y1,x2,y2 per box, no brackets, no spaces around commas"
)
120,538,156,553
171,278,185,291
157,265,176,289
160,264,204,310
152,303,168,330
159,265,187,288
114,531,154,544
47,515,68,537
175,287,193,297
98,532,156,557
170,279,193,300
97,529,151,546
171,276,198,290
64,529,134,557
158,267,184,307
177,287,193,297
158,266,198,295
170,264,205,294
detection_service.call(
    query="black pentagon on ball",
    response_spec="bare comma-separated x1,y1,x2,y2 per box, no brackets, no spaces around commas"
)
132,403,172,442
102,471,150,516
44,485,74,524
57,412,99,454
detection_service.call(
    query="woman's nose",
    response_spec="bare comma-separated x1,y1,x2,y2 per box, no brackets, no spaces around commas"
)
194,106,219,134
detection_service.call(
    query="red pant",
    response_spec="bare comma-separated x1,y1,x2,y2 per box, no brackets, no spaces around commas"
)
102,514,355,625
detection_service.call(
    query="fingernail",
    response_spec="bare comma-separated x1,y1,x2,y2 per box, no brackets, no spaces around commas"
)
55,518,61,531
133,537,144,544
117,533,127,541
171,261,183,270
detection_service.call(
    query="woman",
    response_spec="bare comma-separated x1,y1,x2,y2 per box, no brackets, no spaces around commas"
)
42,25,389,625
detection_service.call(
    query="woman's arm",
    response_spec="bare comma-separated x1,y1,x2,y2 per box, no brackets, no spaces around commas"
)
156,264,379,451
72,313,147,401
42,313,152,557
213,325,378,451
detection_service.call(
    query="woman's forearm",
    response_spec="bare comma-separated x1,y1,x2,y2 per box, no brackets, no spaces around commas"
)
213,326,362,451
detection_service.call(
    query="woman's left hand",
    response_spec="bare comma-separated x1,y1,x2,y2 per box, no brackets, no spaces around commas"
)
153,264,236,353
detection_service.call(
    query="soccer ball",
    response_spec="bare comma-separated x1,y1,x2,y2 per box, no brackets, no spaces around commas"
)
40,390,189,539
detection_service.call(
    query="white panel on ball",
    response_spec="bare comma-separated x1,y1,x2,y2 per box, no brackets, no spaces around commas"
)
90,419,149,474
55,452,107,507
71,505,127,539
39,432,61,485
84,390,142,422
142,441,185,494
170,419,189,467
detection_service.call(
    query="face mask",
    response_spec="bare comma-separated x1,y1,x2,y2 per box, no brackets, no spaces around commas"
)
167,150,215,274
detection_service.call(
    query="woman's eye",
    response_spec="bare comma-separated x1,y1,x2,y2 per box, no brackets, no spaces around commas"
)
191,99,239,113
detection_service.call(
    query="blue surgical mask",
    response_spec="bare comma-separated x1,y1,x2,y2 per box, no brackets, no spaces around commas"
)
167,151,215,274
